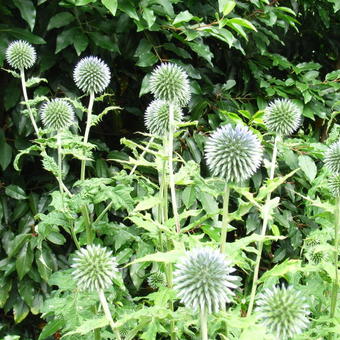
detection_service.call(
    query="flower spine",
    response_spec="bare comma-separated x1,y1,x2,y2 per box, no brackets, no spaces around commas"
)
150,63,191,106
73,56,111,94
40,99,74,130
205,124,263,182
324,140,340,174
144,99,183,136
264,99,301,135
256,285,310,339
6,40,36,70
173,248,238,313
71,244,118,291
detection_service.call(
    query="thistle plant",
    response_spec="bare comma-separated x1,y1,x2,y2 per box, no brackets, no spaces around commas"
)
40,99,74,208
256,285,310,339
147,271,166,289
205,124,263,253
173,248,238,340
324,140,340,330
247,99,301,316
73,56,111,180
6,40,39,135
71,245,121,339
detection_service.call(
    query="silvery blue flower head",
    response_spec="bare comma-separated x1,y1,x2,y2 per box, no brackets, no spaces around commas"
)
328,174,340,197
6,40,36,70
40,99,74,130
144,99,183,136
256,285,310,339
71,244,118,291
73,56,111,94
324,140,340,174
150,63,191,106
264,99,301,136
173,248,238,313
205,124,263,183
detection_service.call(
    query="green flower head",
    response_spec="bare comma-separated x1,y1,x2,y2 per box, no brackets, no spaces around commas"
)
324,140,340,174
40,99,74,130
6,40,36,70
328,174,340,197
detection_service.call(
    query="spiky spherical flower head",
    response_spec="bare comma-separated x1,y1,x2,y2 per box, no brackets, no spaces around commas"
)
324,140,340,174
147,271,166,289
71,245,118,291
150,63,191,106
73,56,111,94
256,285,310,339
205,124,263,183
264,99,301,135
6,40,36,70
144,99,183,136
40,99,74,130
173,248,238,313
328,174,340,197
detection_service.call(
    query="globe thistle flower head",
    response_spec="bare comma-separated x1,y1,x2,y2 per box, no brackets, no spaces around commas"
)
205,124,263,183
150,63,191,106
173,248,238,313
264,99,301,135
256,285,310,339
147,271,166,289
40,99,74,130
324,140,340,174
71,244,118,291
144,99,183,136
6,40,36,70
73,56,111,94
328,174,340,197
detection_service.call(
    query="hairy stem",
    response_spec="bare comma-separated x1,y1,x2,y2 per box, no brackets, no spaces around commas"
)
81,91,95,181
220,184,230,254
330,197,340,323
247,135,279,317
57,133,64,209
20,69,39,136
200,307,208,340
168,103,180,233
98,290,121,340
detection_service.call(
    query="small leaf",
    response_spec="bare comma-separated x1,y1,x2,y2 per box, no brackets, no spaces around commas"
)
13,0,36,31
298,155,317,182
101,0,118,16
134,196,160,212
5,185,27,200
126,250,184,266
143,8,156,28
16,242,34,280
218,0,236,15
173,10,194,25
64,317,108,336
13,298,29,323
0,142,12,171
47,12,75,30
227,18,257,31
38,319,65,340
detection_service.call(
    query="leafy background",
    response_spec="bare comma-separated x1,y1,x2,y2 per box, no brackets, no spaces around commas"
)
0,0,339,338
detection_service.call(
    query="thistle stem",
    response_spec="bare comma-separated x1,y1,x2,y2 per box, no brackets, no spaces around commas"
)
81,91,95,181
168,103,180,233
57,133,64,209
247,135,279,317
130,137,155,175
330,197,340,322
20,69,39,136
220,184,230,254
98,290,121,340
200,307,208,340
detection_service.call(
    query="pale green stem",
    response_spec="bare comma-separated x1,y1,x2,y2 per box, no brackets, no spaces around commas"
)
81,91,95,181
247,135,279,317
81,205,93,244
57,133,64,209
98,290,121,340
168,103,180,233
220,184,230,254
130,137,155,175
200,307,208,340
94,329,101,340
20,69,39,136
330,197,340,327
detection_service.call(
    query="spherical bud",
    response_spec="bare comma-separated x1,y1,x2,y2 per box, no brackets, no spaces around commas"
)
150,63,191,106
264,99,301,135
328,174,340,197
173,248,238,313
6,40,36,70
73,56,111,94
40,99,74,130
324,140,340,174
205,124,263,183
147,271,166,289
256,285,310,339
71,244,118,291
144,99,183,136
